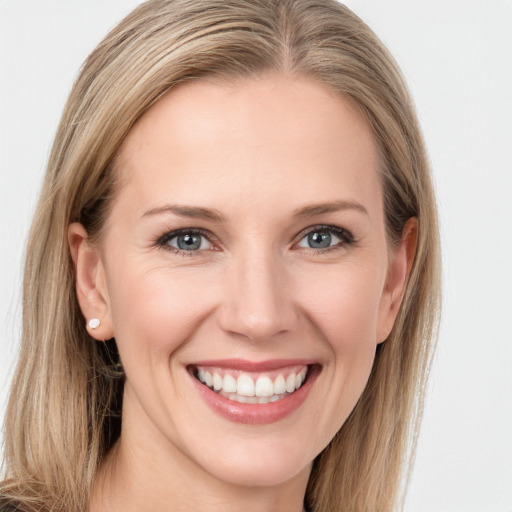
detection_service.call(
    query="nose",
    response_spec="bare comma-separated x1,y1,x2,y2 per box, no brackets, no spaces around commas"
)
218,249,298,341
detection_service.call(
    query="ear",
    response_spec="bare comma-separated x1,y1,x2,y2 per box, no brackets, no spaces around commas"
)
68,222,114,341
376,218,418,344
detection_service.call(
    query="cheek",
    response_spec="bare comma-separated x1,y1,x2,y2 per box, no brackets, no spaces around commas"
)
301,263,384,402
298,262,384,350
287,264,385,446
107,262,214,360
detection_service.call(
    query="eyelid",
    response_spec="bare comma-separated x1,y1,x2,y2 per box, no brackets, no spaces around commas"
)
292,224,355,249
155,227,219,252
154,224,355,255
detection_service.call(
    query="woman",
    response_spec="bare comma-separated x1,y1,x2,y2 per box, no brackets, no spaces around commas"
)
0,1,440,511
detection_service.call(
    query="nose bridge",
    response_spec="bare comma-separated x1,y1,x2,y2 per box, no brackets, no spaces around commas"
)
219,245,296,340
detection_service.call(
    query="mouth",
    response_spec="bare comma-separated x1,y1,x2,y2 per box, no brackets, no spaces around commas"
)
187,360,321,424
192,364,309,404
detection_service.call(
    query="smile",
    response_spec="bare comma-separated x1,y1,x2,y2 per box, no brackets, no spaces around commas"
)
188,360,320,424
194,365,308,404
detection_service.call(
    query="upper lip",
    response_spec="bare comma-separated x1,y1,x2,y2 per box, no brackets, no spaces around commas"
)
188,358,317,372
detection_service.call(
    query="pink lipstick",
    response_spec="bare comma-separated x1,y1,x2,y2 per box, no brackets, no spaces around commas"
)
188,360,321,425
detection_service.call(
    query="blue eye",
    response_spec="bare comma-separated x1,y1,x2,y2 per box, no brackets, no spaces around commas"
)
158,230,212,252
297,226,353,250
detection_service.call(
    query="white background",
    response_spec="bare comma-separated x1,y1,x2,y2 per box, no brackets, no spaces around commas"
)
1,1,511,511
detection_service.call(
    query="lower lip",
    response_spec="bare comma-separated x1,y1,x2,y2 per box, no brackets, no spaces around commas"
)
190,366,320,425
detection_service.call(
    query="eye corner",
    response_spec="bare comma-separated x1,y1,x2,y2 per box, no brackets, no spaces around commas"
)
293,224,355,252
154,227,219,255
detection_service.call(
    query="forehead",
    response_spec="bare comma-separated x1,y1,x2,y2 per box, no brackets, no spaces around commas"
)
113,74,382,220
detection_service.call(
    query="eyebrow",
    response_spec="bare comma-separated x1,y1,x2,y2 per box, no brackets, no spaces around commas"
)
142,200,368,222
292,200,369,218
142,204,224,222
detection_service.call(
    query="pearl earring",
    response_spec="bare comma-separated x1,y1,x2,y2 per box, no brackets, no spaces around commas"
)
88,318,101,330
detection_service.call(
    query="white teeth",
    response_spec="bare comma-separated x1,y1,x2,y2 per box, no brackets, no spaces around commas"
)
237,374,255,397
222,391,288,404
286,373,296,393
223,374,237,393
233,394,258,404
212,373,223,391
274,374,286,395
255,376,274,397
196,366,310,400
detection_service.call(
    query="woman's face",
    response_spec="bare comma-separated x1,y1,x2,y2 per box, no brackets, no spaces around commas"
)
73,74,410,488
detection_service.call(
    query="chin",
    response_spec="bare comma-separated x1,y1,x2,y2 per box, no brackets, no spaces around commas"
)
176,420,323,490
203,449,312,488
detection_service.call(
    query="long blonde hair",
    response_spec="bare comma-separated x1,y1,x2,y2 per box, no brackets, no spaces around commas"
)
1,1,440,511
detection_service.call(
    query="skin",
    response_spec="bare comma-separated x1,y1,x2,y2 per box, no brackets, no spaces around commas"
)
69,74,416,512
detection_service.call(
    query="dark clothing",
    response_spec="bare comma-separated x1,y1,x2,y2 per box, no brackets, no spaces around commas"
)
0,497,21,512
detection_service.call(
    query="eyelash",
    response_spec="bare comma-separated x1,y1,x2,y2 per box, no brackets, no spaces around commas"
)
156,228,215,256
294,224,355,253
155,225,355,256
